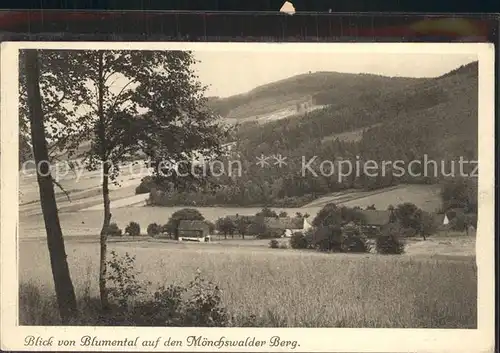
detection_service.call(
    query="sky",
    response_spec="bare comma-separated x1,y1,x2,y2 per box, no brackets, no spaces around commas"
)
193,51,477,98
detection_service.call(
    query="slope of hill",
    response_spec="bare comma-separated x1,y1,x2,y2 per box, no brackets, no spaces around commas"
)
359,61,478,162
165,60,477,207
208,72,427,121
236,61,477,156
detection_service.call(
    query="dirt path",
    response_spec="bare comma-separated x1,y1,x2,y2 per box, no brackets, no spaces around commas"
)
81,193,149,211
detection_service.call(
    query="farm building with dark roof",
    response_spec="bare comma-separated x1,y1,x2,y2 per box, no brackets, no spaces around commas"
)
358,210,392,227
226,214,259,223
178,220,210,239
263,217,304,230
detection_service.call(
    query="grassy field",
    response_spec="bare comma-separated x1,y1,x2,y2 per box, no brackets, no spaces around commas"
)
19,163,145,215
303,184,442,212
19,235,477,328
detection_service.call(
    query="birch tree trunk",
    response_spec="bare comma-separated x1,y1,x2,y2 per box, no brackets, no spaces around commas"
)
24,49,78,323
96,50,111,310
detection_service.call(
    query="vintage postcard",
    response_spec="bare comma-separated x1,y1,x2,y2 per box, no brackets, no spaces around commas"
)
0,41,495,352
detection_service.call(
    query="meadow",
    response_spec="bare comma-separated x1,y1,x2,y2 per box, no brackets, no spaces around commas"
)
19,236,477,328
302,184,442,210
18,162,472,328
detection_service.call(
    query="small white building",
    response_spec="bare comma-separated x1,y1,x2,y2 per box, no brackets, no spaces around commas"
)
264,217,312,238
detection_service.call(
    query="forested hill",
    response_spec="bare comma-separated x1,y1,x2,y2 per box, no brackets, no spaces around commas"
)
207,72,427,121
359,61,478,166
167,60,477,207
235,60,477,161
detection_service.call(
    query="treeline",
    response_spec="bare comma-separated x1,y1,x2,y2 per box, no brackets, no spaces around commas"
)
139,63,478,208
440,177,477,214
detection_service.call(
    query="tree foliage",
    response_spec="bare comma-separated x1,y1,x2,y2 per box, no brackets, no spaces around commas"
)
234,216,252,239
440,178,478,213
290,232,308,249
215,217,236,239
165,208,205,240
391,203,438,240
309,226,344,252
312,203,366,228
125,222,141,237
256,207,279,218
19,49,226,309
394,203,421,230
19,49,227,188
341,223,370,253
376,224,406,254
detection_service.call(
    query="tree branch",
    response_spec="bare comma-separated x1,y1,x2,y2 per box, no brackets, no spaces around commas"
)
53,179,72,203
107,79,137,116
48,134,71,155
49,90,67,111
104,71,119,86
113,145,137,162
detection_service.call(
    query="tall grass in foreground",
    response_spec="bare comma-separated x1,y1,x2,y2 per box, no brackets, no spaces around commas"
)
19,243,477,328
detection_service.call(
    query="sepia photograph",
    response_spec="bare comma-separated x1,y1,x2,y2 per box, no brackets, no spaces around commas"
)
0,42,495,352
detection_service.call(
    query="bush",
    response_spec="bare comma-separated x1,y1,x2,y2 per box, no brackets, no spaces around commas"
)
107,223,123,237
305,225,370,253
107,251,147,308
363,226,382,239
147,223,161,237
257,228,282,239
466,213,477,229
247,221,268,236
206,221,216,234
342,234,370,253
310,226,344,252
135,176,156,195
341,224,370,253
160,223,174,237
418,210,438,239
401,227,417,237
290,232,308,249
104,252,229,327
125,222,141,237
440,178,477,213
179,271,229,326
279,242,288,249
376,224,405,255
269,239,280,249
449,211,468,231
304,229,315,247
135,183,150,195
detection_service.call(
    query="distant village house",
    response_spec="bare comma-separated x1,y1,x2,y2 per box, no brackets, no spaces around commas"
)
434,208,476,235
178,220,210,242
263,216,313,237
358,210,392,229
